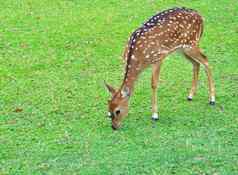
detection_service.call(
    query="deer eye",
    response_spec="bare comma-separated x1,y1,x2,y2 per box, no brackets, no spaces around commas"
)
115,109,121,115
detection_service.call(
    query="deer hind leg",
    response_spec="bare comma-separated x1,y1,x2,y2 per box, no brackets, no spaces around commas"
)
183,53,200,101
183,47,216,105
151,61,162,120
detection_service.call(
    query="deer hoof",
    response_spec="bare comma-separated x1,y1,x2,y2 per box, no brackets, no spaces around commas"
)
187,96,193,101
209,101,215,106
209,96,215,105
151,113,159,120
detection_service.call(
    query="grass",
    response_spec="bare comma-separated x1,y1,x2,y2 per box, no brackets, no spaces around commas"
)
0,0,238,174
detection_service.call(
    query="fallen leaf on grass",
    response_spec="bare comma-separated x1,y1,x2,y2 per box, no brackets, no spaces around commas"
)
13,108,23,113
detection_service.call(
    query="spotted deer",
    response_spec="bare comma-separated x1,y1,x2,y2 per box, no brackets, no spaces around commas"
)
105,7,215,130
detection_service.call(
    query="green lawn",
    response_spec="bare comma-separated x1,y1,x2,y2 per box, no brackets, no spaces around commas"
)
0,0,238,174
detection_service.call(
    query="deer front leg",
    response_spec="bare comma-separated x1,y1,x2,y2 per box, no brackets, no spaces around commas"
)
184,53,200,101
151,62,162,120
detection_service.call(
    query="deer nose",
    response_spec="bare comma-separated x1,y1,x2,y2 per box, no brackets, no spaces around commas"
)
111,125,118,130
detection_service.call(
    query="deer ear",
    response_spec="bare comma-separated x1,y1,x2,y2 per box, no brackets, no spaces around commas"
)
104,81,116,95
121,86,130,98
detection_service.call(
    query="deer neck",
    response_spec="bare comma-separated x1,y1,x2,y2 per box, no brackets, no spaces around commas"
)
120,57,144,97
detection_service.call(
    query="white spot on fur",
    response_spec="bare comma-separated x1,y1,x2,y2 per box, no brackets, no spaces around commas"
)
211,96,215,102
152,113,159,120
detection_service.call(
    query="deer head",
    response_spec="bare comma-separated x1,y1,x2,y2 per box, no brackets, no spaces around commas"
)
105,82,130,130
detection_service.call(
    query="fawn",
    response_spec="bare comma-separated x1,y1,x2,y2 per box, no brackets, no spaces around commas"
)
105,7,215,130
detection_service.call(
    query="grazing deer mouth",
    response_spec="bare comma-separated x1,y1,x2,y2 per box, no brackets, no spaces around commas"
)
111,121,121,130
111,124,118,130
